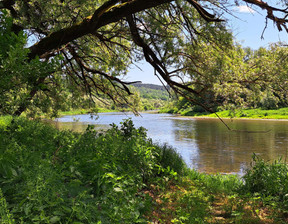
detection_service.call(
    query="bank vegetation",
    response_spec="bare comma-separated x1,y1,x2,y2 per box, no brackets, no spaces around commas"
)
1,117,288,223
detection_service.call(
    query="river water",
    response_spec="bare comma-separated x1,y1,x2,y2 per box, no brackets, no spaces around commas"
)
51,112,288,175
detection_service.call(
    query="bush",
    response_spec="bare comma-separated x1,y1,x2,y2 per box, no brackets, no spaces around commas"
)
0,117,185,223
241,154,288,214
242,154,288,198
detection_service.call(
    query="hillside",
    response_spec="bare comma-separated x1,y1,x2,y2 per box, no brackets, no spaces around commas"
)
132,83,169,91
132,83,170,101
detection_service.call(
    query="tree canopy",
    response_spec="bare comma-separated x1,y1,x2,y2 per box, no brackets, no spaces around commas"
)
1,0,288,116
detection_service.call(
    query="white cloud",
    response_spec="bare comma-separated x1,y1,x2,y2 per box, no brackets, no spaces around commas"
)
234,5,255,13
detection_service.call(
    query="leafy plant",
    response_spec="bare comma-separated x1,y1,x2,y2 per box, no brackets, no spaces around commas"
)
242,154,288,218
0,188,15,224
0,118,186,223
242,154,288,197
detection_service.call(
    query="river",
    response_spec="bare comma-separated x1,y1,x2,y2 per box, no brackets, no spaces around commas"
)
51,112,288,175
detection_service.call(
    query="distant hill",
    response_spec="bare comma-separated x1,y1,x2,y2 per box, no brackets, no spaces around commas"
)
131,83,170,91
131,83,170,101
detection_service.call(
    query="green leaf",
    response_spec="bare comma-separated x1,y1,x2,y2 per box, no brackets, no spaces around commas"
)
113,187,123,192
50,216,61,223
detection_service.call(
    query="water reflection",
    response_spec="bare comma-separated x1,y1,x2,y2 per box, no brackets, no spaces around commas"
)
170,118,288,174
49,113,288,174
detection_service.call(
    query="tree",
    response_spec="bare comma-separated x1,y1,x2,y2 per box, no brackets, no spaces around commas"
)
1,0,288,116
168,41,288,113
0,11,59,116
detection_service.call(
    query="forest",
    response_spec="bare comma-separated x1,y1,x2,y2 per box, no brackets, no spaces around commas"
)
1,0,288,223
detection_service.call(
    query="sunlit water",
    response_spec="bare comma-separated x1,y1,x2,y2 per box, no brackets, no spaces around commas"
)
49,112,288,175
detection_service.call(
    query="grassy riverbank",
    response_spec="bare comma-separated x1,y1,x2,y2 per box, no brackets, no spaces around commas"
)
162,107,288,120
58,108,115,116
58,109,160,117
1,117,288,223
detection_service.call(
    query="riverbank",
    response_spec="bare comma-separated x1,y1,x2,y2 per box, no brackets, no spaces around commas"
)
1,117,288,223
58,108,115,116
58,109,160,117
161,107,288,120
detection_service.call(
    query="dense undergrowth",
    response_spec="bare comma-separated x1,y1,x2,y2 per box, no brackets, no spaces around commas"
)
1,117,288,223
0,118,186,223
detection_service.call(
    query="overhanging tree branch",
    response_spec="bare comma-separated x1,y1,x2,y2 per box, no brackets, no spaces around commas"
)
243,0,288,31
127,14,201,97
28,0,173,59
27,0,288,60
4,0,288,117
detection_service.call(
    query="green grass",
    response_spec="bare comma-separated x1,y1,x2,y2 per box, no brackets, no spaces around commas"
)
180,107,288,119
58,108,115,116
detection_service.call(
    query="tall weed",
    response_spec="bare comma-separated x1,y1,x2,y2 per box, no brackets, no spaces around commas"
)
0,117,185,223
188,169,242,193
242,154,288,198
242,154,288,215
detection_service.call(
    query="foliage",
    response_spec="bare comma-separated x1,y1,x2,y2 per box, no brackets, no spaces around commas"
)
0,118,185,223
242,154,288,214
130,84,170,111
243,154,288,197
164,43,288,115
146,168,278,223
0,116,12,127
0,10,65,117
0,188,15,224
0,9,136,117
0,0,240,116
83,84,170,112
2,117,288,222
0,0,287,118
0,7,133,117
178,107,288,119
187,170,242,194
133,84,169,101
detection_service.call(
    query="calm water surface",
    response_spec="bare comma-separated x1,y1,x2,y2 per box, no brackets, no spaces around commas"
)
51,112,288,175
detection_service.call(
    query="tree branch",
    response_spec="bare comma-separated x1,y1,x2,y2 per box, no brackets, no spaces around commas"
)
28,0,173,59
243,0,288,31
186,0,224,22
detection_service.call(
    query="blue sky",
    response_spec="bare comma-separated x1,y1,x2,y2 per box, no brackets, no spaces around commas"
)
125,4,288,84
226,4,287,49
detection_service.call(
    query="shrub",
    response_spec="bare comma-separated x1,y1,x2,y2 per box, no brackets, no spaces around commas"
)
241,154,288,214
0,117,185,223
242,154,288,198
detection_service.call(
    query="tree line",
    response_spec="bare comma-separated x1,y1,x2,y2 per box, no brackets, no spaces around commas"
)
167,43,288,114
0,0,288,117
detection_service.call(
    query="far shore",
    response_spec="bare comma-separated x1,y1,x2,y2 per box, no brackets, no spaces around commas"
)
160,107,288,121
172,114,288,122
57,107,288,122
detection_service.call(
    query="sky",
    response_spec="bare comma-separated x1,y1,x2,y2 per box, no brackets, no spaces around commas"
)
125,3,288,85
226,4,287,49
